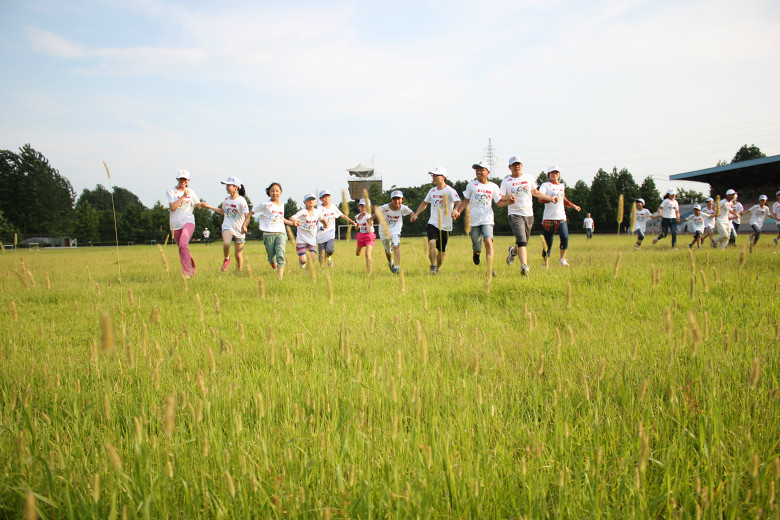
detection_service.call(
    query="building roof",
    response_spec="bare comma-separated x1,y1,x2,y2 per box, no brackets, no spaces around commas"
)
669,154,780,189
347,162,375,176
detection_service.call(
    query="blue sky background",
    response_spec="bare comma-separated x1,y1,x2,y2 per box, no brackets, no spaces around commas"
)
1,0,779,207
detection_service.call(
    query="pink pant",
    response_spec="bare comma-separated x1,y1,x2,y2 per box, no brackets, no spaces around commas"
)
174,223,196,275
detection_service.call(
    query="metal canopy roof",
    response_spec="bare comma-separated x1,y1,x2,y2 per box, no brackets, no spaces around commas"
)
669,154,780,190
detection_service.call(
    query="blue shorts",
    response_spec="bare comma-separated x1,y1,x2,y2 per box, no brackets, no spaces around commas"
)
469,224,493,252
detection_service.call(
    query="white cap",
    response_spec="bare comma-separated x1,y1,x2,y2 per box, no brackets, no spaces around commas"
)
176,169,191,180
547,165,560,174
429,166,447,178
390,190,403,199
705,197,713,202
635,198,645,205
776,191,780,197
221,176,241,186
303,192,317,202
693,204,701,210
726,189,736,196
759,194,768,200
318,189,331,199
508,156,523,166
358,198,367,206
666,188,677,195
472,161,490,170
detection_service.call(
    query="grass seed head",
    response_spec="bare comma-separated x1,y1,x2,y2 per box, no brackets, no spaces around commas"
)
24,492,37,520
617,193,625,225
213,293,220,315
104,441,123,471
164,394,176,436
749,357,761,387
613,253,622,278
9,300,18,321
258,277,265,298
156,244,169,271
663,306,673,336
100,311,115,353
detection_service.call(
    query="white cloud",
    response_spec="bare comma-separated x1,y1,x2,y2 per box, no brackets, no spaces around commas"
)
26,27,85,57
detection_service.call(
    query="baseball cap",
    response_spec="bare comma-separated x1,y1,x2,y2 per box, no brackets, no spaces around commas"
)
635,198,645,205
176,170,191,180
221,176,241,186
390,190,403,199
726,189,736,196
508,156,523,166
547,165,560,174
358,198,367,206
705,197,713,202
666,188,677,195
472,161,490,170
319,189,331,199
303,192,317,202
759,194,768,200
693,204,701,210
429,166,447,178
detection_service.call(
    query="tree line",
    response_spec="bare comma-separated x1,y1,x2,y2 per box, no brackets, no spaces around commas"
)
0,143,765,243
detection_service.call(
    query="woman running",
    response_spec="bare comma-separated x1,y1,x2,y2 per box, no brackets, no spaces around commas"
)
652,188,680,249
538,165,580,267
165,170,200,277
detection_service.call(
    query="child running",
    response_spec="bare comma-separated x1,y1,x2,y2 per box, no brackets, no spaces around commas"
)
743,195,771,252
292,193,327,269
165,170,200,277
354,198,375,273
680,204,706,249
411,166,461,274
452,161,501,273
652,188,680,249
701,197,717,247
317,190,356,267
715,189,739,249
633,198,654,250
201,176,250,272
374,190,413,273
249,182,298,280
538,165,581,267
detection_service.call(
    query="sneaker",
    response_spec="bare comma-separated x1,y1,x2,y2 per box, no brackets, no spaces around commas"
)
390,265,400,274
299,263,306,269
429,265,438,275
688,243,693,249
520,264,529,276
328,258,334,267
652,236,660,244
506,245,516,266
559,259,570,266
473,252,481,265
491,269,497,277
634,244,640,250
221,258,230,271
774,238,778,245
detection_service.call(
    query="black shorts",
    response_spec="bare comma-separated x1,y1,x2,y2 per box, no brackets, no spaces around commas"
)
426,224,449,252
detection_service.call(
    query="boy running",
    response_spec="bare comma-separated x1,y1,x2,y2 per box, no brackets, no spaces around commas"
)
374,190,413,273
291,193,327,269
633,198,654,249
317,190,356,267
411,166,461,274
452,161,501,273
680,204,706,249
743,195,771,251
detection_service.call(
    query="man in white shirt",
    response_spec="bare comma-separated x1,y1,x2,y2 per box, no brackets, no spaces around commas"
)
203,227,211,245
583,214,595,239
497,156,556,277
715,189,739,249
453,161,501,273
411,167,461,274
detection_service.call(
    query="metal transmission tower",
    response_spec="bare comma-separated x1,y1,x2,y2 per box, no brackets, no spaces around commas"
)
483,138,499,174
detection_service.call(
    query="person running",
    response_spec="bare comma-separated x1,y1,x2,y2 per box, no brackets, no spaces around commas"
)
317,190,356,267
583,214,595,239
701,197,717,247
774,191,780,245
249,182,298,280
652,188,681,249
354,198,375,274
498,156,556,276
292,193,327,269
729,194,744,246
165,170,200,277
538,165,581,267
452,161,501,273
715,189,739,249
633,198,654,250
374,190,413,273
201,176,250,272
411,166,461,274
680,204,706,249
743,195,771,252
203,227,211,245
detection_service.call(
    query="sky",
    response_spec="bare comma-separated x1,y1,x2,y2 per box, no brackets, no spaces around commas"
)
1,0,779,208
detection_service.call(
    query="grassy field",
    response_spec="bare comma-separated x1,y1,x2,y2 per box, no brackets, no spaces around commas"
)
1,234,779,519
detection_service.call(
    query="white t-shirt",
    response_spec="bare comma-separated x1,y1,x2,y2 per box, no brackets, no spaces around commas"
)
317,205,344,243
253,200,286,233
702,207,716,228
538,182,568,221
500,174,537,217
748,204,771,227
221,196,249,237
356,213,374,234
203,229,210,238
377,204,413,239
732,202,744,224
659,198,679,219
716,199,734,226
684,213,706,233
165,188,198,230
583,217,594,230
773,201,780,221
424,186,461,231
634,208,653,232
292,207,323,246
463,180,501,226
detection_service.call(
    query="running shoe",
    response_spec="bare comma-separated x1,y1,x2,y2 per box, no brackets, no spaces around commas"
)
652,236,660,244
506,245,516,266
221,258,230,271
473,252,480,265
390,264,400,274
429,265,438,275
328,258,334,267
520,264,529,276
559,259,570,266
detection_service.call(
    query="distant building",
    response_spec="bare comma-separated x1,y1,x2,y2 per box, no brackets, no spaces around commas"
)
347,161,382,201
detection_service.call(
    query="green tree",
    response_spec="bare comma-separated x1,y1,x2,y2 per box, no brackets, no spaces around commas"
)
731,144,766,163
638,177,661,211
148,201,170,243
675,188,706,204
70,201,99,243
284,198,299,219
0,208,16,235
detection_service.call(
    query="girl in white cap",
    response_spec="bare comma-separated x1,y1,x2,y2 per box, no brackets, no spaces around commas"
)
354,199,375,273
715,190,739,249
165,170,200,277
201,177,250,272
632,199,654,250
292,193,327,269
680,204,706,249
742,195,771,251
249,182,298,280
537,165,580,267
652,188,680,249
317,190,355,267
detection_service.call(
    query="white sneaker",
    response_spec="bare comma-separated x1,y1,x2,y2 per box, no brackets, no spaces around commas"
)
506,245,516,266
559,259,570,267
520,264,529,276
328,258,334,267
